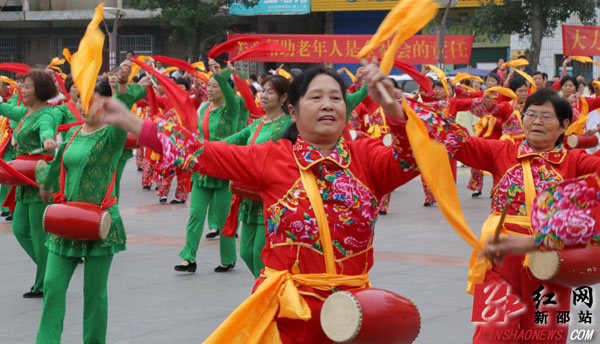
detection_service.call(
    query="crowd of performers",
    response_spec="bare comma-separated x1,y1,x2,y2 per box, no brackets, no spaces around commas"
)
1,46,600,343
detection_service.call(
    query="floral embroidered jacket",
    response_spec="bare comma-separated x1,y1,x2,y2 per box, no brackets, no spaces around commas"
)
415,105,600,249
139,115,420,278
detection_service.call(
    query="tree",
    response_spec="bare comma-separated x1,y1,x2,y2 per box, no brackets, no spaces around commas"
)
124,0,258,60
470,0,598,71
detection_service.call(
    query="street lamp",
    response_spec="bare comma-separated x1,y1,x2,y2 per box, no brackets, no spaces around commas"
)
102,7,127,70
434,0,458,69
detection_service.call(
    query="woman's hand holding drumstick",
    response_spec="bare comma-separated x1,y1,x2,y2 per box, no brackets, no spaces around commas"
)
363,62,406,120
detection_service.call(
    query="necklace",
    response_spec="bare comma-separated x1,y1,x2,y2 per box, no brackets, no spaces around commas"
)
263,112,284,124
81,125,107,135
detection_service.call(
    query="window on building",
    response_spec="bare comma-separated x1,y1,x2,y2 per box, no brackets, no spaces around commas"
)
0,38,24,77
50,37,81,75
118,35,153,63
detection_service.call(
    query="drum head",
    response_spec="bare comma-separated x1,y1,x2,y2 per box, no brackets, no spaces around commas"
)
529,251,560,281
349,130,358,141
98,211,112,240
320,291,362,343
566,135,578,149
382,134,393,147
36,160,47,169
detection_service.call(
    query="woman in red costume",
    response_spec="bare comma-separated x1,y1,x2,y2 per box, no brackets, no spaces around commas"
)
404,87,600,344
90,65,427,343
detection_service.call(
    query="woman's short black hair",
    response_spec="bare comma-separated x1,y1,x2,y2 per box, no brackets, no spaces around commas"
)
523,88,572,144
432,80,444,89
175,77,190,91
486,73,501,85
560,75,578,88
95,80,112,97
508,78,527,93
288,67,346,109
283,68,346,144
24,70,57,102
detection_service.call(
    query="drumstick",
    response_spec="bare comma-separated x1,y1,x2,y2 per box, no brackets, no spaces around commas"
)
360,58,394,105
29,147,45,155
493,201,512,244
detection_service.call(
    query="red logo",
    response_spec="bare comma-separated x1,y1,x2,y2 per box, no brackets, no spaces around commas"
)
472,283,526,323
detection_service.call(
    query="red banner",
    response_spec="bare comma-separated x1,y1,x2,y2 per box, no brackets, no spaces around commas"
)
563,25,600,56
227,34,473,65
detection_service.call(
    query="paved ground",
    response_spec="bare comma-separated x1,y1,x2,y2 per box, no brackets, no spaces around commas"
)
0,161,597,343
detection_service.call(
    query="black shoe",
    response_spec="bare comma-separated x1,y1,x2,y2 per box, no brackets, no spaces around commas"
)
205,229,219,239
155,186,158,191
6,215,12,221
471,191,482,198
214,262,235,272
174,260,196,273
490,194,493,199
379,210,387,215
423,202,433,207
79,258,84,264
142,186,151,190
159,197,167,203
1,211,9,217
23,291,43,298
170,199,186,204
137,167,143,172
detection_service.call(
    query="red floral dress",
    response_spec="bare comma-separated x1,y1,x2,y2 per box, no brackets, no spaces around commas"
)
138,114,422,342
413,103,600,343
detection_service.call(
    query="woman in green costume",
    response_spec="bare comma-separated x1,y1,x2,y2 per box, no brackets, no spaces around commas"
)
36,80,127,343
174,59,241,273
53,75,82,141
0,70,58,298
225,75,291,278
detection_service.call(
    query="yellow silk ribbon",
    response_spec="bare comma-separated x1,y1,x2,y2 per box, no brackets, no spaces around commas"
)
71,3,105,113
566,97,589,135
571,56,600,67
341,67,356,83
299,167,337,274
192,61,206,71
514,69,537,93
128,55,150,83
467,158,536,294
501,58,529,69
277,68,291,80
62,48,72,64
451,73,484,86
467,214,531,294
428,64,450,96
202,267,369,344
402,100,481,250
474,115,496,138
484,86,516,100
367,107,390,139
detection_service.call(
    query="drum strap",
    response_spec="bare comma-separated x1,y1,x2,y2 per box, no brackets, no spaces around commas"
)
52,127,118,209
250,120,264,145
201,104,211,140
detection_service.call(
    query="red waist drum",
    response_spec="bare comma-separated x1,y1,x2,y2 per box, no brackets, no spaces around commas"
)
43,202,111,241
124,133,141,149
528,247,600,288
229,181,261,202
320,288,421,344
0,159,42,186
566,134,599,149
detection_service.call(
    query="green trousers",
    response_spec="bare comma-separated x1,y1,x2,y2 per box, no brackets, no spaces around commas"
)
37,252,113,344
0,184,11,213
179,183,236,265
240,218,266,278
13,201,48,292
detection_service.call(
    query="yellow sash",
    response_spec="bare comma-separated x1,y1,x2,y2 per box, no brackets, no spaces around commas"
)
367,107,390,139
566,97,589,135
203,163,370,343
466,158,536,294
474,114,496,138
202,268,369,344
